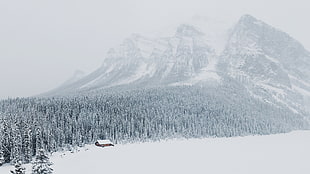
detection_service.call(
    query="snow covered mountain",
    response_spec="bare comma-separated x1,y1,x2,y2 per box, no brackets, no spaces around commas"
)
46,23,221,94
219,15,310,114
46,14,310,115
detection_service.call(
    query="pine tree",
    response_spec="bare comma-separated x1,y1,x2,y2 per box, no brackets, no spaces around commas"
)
32,149,53,174
10,122,22,165
0,150,5,166
35,127,42,155
23,128,32,163
10,160,26,174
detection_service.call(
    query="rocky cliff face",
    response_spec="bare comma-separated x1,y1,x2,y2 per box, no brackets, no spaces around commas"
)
219,14,310,114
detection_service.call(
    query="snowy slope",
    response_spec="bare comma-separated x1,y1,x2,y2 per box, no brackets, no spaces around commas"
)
1,131,310,174
219,14,310,114
44,19,222,94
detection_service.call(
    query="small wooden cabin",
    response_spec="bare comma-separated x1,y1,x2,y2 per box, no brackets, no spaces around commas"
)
95,140,114,147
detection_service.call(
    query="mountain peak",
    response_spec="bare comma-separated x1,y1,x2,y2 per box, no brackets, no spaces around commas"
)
176,24,203,37
239,14,256,21
237,14,265,28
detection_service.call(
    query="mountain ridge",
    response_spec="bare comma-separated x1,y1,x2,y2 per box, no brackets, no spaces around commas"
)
44,14,310,117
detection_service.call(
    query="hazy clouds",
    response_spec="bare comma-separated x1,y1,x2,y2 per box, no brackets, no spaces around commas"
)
0,0,309,99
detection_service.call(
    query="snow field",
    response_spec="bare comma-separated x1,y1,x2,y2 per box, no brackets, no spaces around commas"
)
1,131,310,174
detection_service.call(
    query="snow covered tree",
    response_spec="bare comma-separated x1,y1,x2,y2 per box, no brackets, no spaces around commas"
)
32,149,53,174
35,127,43,155
23,127,32,163
0,125,6,166
0,86,308,164
1,117,12,163
0,150,5,166
10,160,25,174
10,122,22,165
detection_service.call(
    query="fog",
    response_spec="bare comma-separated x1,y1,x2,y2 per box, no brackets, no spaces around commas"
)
0,0,309,99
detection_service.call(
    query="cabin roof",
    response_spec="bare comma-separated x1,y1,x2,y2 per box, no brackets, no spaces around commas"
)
96,139,113,144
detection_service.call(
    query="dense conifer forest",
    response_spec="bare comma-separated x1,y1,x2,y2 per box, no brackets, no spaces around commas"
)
0,85,309,165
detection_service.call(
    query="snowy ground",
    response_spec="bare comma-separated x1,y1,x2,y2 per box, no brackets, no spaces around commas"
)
1,131,310,174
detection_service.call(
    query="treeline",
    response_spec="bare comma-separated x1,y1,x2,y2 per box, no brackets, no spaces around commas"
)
0,86,309,164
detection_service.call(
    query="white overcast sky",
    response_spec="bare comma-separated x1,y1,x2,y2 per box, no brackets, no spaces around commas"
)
0,0,309,99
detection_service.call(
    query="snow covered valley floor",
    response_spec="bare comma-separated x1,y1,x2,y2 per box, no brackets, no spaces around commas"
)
1,131,310,174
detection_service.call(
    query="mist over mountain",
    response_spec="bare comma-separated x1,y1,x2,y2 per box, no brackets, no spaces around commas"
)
46,14,310,116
